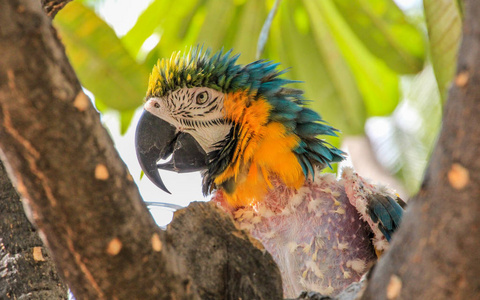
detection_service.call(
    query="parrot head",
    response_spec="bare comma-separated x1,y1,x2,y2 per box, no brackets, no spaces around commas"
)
135,47,344,207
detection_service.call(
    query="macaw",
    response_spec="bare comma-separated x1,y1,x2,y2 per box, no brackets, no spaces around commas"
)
135,47,404,297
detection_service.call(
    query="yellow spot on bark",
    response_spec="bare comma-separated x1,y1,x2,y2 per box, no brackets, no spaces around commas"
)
126,173,134,182
387,274,402,299
151,233,162,252
106,238,122,256
73,92,90,112
33,247,45,261
448,163,469,190
455,71,469,87
95,164,109,180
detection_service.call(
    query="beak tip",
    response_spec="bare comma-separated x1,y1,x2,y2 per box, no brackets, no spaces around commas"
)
144,166,172,195
135,110,176,195
159,186,172,195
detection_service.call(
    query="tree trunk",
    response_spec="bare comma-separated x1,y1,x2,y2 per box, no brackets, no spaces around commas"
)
360,0,480,299
0,161,68,299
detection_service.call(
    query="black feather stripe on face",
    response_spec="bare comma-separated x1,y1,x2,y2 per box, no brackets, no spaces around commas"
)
202,123,240,195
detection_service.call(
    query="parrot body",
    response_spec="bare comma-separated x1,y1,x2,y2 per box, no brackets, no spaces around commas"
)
135,47,404,298
214,167,403,296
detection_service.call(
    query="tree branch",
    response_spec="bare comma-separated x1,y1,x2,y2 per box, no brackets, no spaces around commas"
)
168,201,283,299
0,1,194,298
0,2,72,298
41,0,72,18
360,0,480,298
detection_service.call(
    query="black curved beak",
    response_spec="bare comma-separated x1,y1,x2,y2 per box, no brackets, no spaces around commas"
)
135,110,208,193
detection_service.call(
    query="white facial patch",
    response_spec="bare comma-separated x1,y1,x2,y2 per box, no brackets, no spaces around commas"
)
145,87,232,153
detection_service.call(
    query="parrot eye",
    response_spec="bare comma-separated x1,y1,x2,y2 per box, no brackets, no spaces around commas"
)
196,91,209,105
154,102,160,108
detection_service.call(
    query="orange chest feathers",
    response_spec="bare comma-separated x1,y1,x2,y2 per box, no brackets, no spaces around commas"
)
214,90,305,208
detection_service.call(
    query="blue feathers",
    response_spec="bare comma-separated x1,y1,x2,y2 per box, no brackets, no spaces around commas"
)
297,108,322,123
296,123,339,137
367,195,404,241
261,78,345,178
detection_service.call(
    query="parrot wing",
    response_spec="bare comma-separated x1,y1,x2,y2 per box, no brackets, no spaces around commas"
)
341,167,405,251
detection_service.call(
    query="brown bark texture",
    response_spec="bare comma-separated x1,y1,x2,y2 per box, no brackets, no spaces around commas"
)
168,202,283,300
0,2,72,299
41,0,72,18
0,0,283,299
0,1,193,299
0,161,68,299
360,0,480,299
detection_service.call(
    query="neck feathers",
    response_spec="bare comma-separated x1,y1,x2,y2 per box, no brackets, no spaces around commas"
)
204,89,344,208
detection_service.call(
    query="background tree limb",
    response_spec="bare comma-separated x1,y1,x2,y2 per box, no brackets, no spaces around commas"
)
0,161,68,299
361,0,480,298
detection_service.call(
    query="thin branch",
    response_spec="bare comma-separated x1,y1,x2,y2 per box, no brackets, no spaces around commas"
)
256,0,282,59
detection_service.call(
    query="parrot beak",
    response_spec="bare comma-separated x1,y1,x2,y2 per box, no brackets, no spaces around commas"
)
135,110,207,194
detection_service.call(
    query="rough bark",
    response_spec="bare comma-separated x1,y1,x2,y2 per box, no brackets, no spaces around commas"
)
0,1,193,299
41,0,72,18
168,202,283,300
0,1,282,299
360,0,480,299
0,2,71,299
0,161,68,299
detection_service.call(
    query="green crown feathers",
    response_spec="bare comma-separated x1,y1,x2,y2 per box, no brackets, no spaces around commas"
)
146,46,295,98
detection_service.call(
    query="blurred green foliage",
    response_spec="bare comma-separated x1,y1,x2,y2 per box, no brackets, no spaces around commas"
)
424,0,462,101
54,0,461,194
